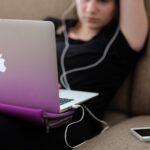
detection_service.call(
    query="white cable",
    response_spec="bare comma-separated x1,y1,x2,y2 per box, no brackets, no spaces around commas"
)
60,0,76,89
61,1,76,21
83,104,110,134
60,0,120,90
60,26,120,86
64,105,87,149
64,104,109,149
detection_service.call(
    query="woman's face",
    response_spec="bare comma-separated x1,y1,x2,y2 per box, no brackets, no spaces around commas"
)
75,0,117,30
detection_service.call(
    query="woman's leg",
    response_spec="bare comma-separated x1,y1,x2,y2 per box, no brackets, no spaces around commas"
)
0,114,69,150
0,108,102,150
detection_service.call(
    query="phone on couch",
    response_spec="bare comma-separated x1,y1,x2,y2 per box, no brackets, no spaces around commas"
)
130,127,150,142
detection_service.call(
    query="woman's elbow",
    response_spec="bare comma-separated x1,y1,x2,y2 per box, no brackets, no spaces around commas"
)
121,22,149,52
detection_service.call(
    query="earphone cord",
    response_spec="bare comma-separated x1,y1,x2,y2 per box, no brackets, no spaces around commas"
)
60,1,76,90
60,2,120,89
60,25,120,90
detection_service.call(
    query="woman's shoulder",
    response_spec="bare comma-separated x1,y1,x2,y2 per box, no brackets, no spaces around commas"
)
102,20,148,55
43,17,77,34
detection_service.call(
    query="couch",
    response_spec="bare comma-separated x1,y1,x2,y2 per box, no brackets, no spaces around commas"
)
0,0,149,149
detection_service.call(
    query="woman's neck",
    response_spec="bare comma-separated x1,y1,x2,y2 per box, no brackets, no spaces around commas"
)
68,22,100,41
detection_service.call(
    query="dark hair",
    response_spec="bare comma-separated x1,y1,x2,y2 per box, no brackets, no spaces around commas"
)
116,0,119,4
114,0,119,11
115,0,120,19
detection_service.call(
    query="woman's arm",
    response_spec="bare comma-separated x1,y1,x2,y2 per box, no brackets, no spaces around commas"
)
120,0,149,51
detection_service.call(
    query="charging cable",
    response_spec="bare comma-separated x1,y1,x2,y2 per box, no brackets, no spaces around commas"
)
64,105,86,149
83,104,109,134
64,104,109,149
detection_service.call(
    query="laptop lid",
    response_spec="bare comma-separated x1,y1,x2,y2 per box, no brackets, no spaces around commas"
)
0,19,60,113
0,19,99,115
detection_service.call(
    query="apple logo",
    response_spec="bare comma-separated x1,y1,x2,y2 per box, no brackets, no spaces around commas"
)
0,53,7,72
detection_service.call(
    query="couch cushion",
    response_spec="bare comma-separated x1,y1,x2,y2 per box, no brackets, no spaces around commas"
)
103,111,128,126
131,0,150,115
0,0,75,20
75,116,150,150
108,75,132,113
131,50,150,115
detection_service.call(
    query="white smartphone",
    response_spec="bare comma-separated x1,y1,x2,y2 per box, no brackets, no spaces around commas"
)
130,127,150,142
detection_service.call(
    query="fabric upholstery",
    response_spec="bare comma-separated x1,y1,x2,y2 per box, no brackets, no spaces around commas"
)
0,0,75,19
131,0,150,115
109,75,132,113
103,111,128,126
76,116,150,150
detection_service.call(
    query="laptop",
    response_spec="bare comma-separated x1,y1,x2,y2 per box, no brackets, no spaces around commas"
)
0,19,98,116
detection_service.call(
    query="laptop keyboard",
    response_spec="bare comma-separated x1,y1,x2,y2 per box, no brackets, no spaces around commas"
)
59,98,74,105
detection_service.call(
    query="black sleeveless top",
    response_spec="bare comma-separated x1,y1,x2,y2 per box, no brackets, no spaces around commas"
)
45,17,148,118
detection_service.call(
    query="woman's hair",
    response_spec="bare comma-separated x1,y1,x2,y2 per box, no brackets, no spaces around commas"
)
116,0,119,4
114,0,120,20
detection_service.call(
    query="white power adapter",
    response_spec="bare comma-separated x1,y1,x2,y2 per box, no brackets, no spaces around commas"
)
72,104,81,109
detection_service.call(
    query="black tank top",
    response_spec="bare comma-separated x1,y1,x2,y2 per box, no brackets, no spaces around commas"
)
44,17,148,118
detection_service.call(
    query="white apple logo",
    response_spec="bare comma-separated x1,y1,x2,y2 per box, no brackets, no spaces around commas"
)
0,53,7,72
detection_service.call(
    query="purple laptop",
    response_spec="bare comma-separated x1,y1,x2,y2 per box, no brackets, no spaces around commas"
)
0,19,98,124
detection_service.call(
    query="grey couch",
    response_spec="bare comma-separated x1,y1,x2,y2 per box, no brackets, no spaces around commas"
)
0,0,150,149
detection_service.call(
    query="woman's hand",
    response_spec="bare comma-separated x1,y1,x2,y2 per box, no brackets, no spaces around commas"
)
58,83,61,89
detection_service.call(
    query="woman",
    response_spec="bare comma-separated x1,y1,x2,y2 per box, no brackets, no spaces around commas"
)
0,0,148,149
